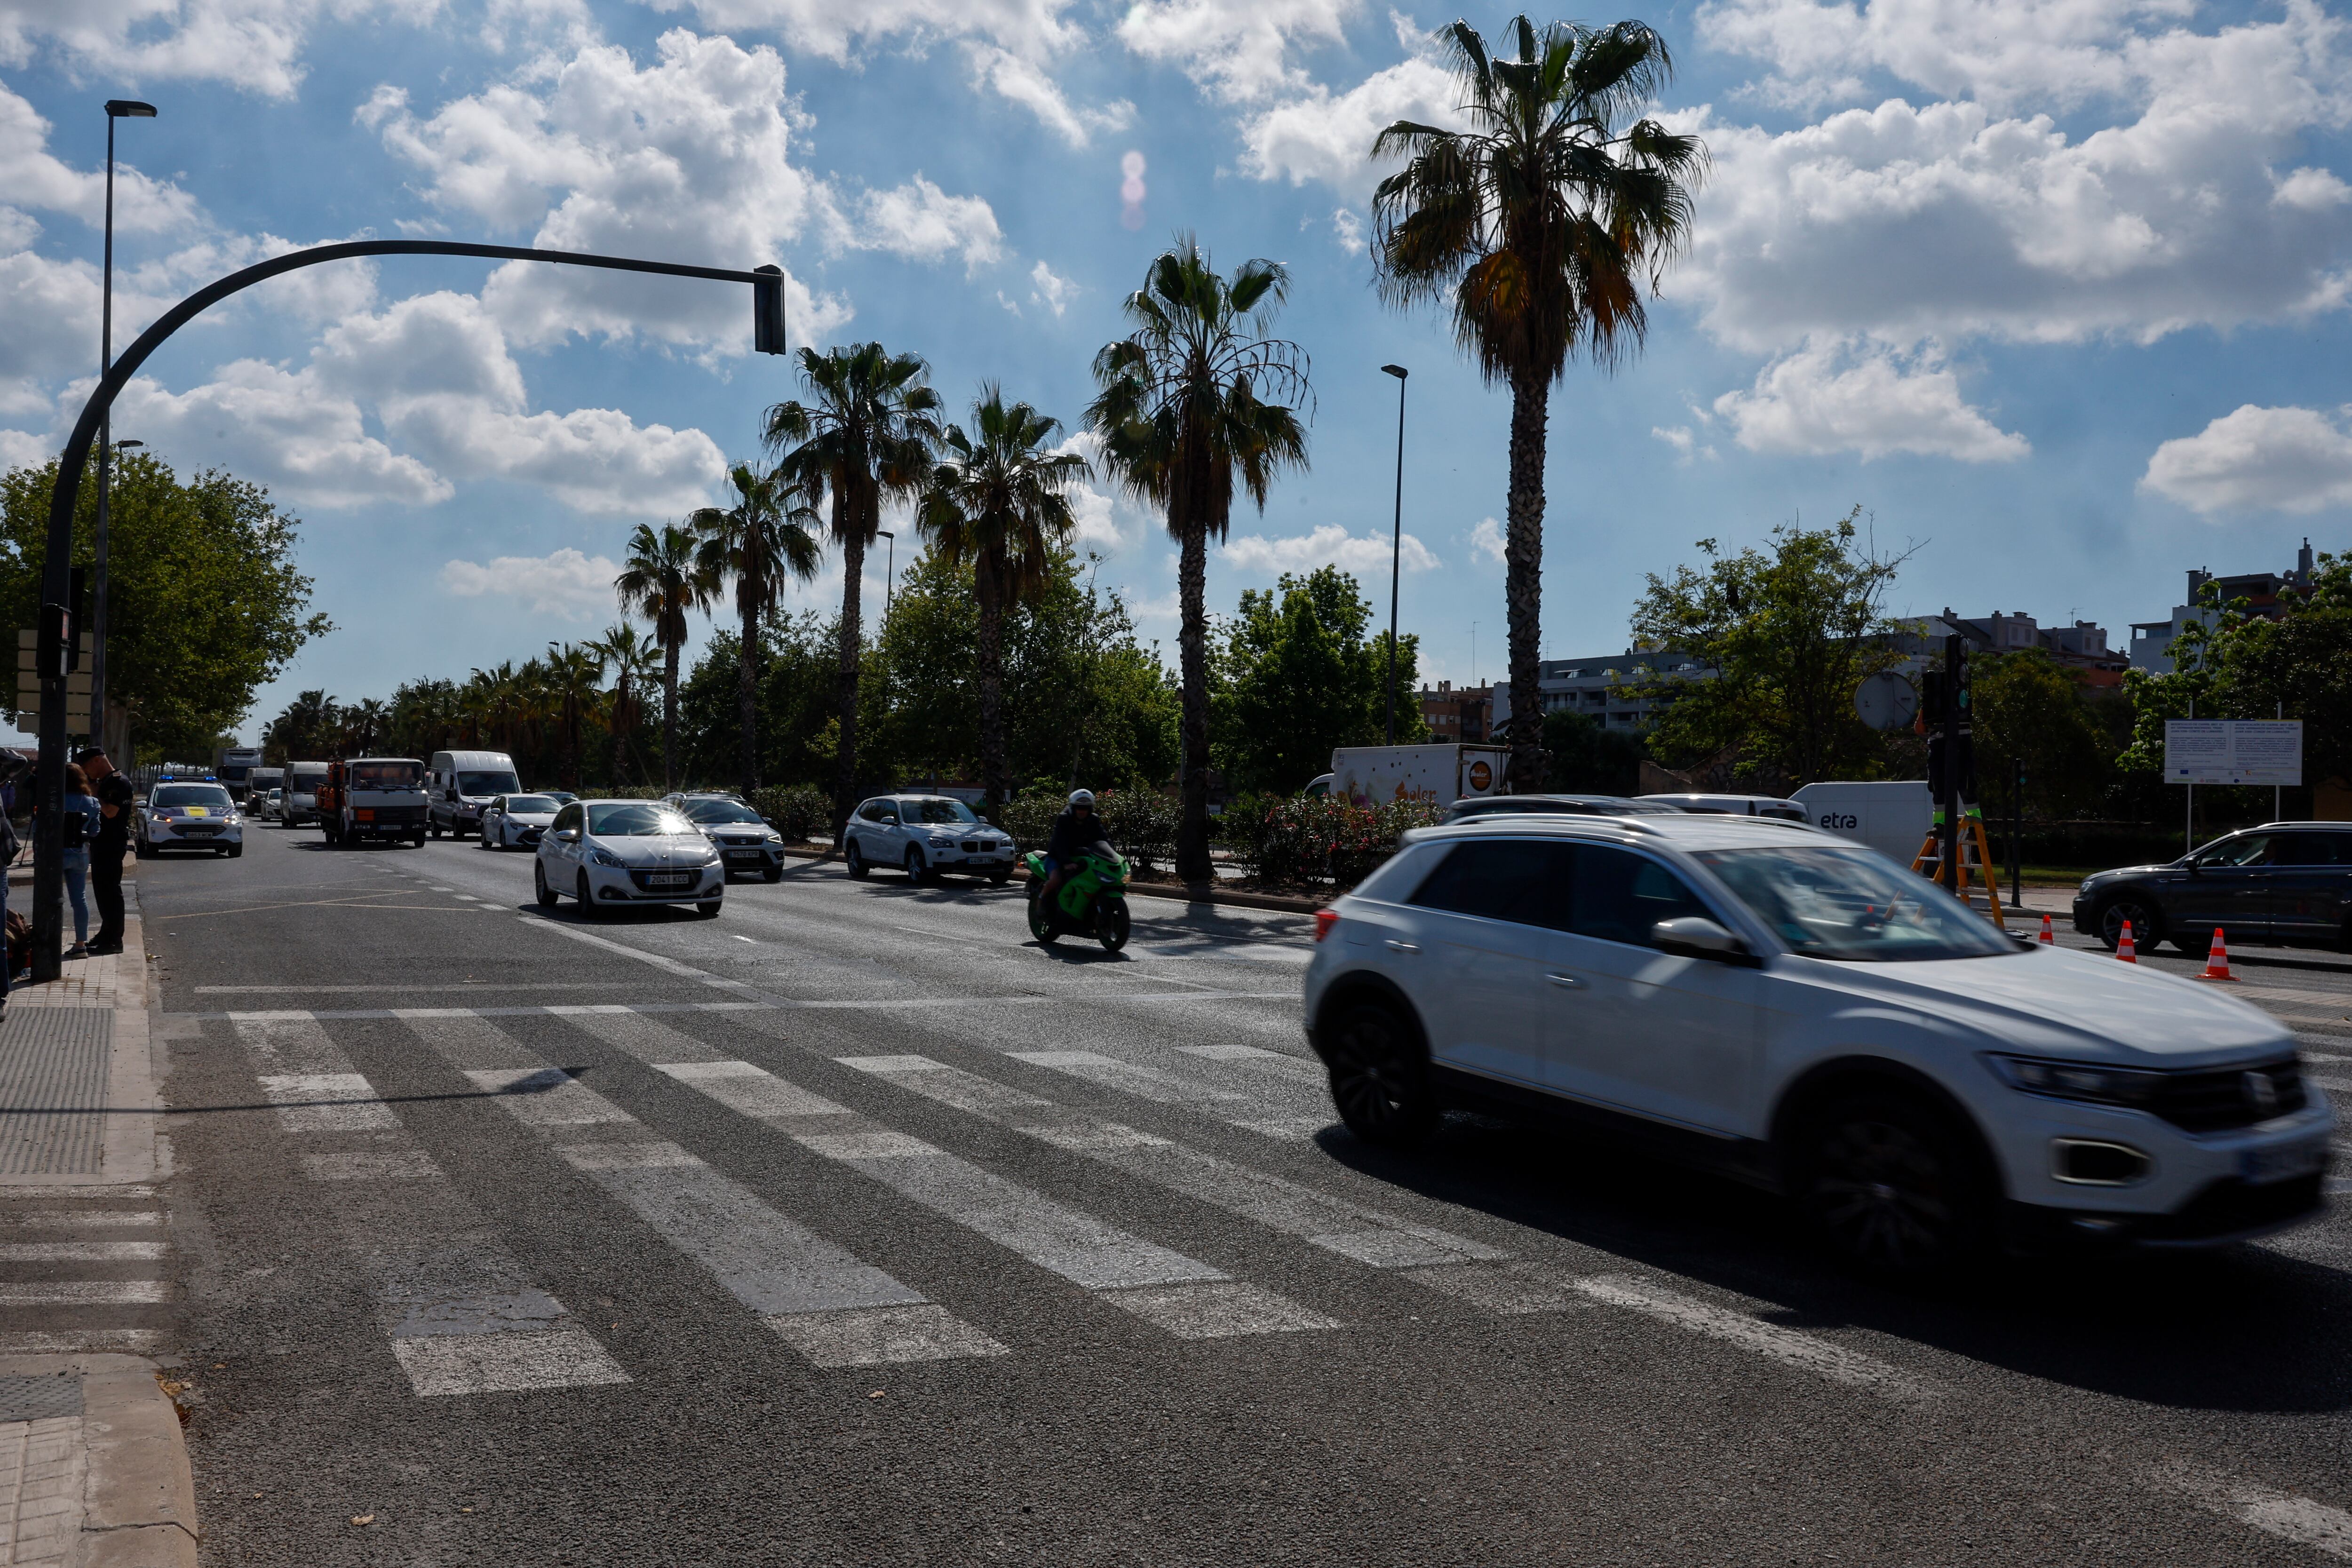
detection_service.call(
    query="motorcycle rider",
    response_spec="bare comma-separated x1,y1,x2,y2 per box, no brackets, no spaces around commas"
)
1038,789,1111,907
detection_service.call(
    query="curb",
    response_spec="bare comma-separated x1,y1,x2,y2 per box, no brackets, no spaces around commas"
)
778,844,1325,915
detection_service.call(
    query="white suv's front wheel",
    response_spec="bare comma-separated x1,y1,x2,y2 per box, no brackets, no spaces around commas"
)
1796,1087,1990,1277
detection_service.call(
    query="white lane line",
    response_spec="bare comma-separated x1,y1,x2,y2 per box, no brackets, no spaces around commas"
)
2159,1462,2352,1558
837,1055,1506,1274
514,917,720,978
394,1012,999,1366
226,1015,629,1396
0,1330,165,1354
0,1242,167,1262
0,1282,168,1304
1569,1275,1939,1404
1004,1046,1329,1140
644,1059,1243,1297
2,1211,163,1229
0,1186,159,1201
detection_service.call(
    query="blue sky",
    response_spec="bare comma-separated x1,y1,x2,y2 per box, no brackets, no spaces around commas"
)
3,0,2348,743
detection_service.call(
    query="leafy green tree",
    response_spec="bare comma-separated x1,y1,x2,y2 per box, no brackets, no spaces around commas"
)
613,521,714,791
1630,510,1907,790
0,452,331,760
918,388,1090,818
1971,650,2116,820
262,689,342,764
1087,239,1311,880
542,641,605,789
1371,16,1706,789
691,461,821,797
388,678,460,761
765,343,945,832
1542,708,1646,794
1216,565,1426,794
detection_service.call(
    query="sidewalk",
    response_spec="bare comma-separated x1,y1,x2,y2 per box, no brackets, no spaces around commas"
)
0,873,198,1566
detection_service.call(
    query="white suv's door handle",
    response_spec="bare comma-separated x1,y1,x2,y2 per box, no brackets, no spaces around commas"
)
1546,973,1586,989
1385,940,1421,954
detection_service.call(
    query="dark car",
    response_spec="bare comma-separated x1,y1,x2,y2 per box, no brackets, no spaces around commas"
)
1442,793,1687,824
2072,822,2352,954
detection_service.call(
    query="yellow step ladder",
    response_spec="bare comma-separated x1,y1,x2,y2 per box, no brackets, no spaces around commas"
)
1911,814,2009,930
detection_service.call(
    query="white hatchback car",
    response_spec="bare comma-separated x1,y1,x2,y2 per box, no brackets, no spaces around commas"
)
1304,813,2333,1272
842,795,1016,883
479,793,562,851
533,799,724,917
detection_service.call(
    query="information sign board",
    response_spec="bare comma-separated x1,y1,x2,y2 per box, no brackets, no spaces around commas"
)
2164,719,2302,786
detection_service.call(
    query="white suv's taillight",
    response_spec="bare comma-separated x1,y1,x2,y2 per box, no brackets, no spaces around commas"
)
1314,909,1339,943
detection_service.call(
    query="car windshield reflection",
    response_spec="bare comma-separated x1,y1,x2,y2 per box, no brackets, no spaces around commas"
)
588,804,694,836
1695,845,2017,962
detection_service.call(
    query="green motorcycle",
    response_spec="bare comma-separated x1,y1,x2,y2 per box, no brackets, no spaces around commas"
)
1023,846,1132,953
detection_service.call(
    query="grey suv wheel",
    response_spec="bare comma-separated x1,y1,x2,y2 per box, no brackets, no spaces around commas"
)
1796,1086,1988,1276
2098,896,2161,953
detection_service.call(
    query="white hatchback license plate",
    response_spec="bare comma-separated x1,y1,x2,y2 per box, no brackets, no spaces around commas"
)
2241,1137,2329,1186
647,872,692,888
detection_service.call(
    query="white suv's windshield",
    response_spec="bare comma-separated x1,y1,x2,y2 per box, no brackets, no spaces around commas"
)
906,798,978,825
152,785,232,810
1694,845,2017,962
588,803,694,836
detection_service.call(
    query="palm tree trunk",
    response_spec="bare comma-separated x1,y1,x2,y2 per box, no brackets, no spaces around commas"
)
834,526,866,838
1504,366,1550,793
976,553,1006,823
738,576,760,799
610,679,630,786
1175,510,1213,883
662,639,680,792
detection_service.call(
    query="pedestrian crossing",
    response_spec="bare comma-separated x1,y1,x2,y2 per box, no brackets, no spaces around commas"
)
199,1000,2016,1412
0,1187,172,1354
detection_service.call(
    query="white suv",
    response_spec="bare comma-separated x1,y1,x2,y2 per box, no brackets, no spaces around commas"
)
1303,813,2332,1272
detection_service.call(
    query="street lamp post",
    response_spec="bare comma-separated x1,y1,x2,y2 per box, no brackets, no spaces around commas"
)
1380,364,1407,745
876,530,895,615
96,100,156,757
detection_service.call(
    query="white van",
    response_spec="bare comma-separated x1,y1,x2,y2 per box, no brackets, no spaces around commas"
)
283,761,329,826
1789,780,1933,866
427,750,523,839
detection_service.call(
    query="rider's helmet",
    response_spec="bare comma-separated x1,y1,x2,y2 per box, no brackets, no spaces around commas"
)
1068,789,1096,810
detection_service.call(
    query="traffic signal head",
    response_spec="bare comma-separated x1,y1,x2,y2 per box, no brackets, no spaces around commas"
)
752,265,787,355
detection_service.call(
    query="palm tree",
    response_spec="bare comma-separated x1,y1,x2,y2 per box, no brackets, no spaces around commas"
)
543,642,604,790
344,697,390,756
918,388,1090,821
690,462,823,797
1370,16,1705,788
1087,239,1311,881
588,623,662,786
614,522,714,791
764,343,944,832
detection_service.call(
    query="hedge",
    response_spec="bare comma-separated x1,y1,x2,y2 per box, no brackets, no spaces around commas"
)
1217,794,1443,887
1001,788,1182,871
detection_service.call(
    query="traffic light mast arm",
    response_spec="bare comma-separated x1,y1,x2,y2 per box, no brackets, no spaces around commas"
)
26,239,788,982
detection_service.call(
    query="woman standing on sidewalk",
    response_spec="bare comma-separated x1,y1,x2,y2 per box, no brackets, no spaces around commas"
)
57,764,98,959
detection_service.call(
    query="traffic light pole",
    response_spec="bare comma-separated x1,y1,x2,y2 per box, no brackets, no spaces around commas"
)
31,239,789,981
1940,624,1965,895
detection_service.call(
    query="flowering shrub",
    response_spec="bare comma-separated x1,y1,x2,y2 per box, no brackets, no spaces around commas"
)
1002,787,1180,871
1219,793,1443,887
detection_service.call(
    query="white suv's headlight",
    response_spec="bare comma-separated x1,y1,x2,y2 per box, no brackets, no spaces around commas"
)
1986,1054,2167,1109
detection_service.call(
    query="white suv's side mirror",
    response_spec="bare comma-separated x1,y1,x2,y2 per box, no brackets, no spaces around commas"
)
1653,916,1757,966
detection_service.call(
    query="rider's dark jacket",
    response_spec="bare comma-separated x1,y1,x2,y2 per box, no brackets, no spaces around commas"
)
1047,807,1111,862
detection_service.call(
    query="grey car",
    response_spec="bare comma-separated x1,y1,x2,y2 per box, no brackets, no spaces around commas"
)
842,795,1015,884
671,794,787,882
2073,821,2352,955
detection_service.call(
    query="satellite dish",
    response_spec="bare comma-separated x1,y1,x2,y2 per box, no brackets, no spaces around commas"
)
1855,671,1919,732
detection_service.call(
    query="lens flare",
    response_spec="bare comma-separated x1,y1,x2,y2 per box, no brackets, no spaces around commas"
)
1120,149,1146,230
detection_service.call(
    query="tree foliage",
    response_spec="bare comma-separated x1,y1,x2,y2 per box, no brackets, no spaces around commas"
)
1215,565,1424,794
1,453,330,759
1631,509,1907,789
1971,650,2117,820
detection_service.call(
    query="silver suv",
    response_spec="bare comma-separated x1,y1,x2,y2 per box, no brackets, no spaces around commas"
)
1303,813,2331,1273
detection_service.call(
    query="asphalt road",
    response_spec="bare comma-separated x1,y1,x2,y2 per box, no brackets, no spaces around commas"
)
133,821,2352,1565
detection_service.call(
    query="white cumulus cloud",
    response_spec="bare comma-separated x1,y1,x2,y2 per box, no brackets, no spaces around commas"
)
836,175,1005,271
1239,54,1462,199
1712,339,2030,462
1223,521,1442,577
1467,517,1505,565
366,31,850,355
1119,0,1358,102
1029,260,1074,318
0,0,432,99
441,548,625,620
2141,405,2352,517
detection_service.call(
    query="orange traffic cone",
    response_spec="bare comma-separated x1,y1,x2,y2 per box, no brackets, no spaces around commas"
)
2038,914,2054,944
2197,927,2239,982
2116,921,2137,963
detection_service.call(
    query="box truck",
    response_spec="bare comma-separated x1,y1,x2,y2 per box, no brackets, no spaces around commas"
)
1330,745,1513,809
1790,780,1932,866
